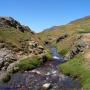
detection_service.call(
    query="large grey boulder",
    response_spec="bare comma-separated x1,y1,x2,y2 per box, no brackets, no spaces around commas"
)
0,48,17,69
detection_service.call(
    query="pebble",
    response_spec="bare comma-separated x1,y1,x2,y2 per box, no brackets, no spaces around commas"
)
42,83,51,89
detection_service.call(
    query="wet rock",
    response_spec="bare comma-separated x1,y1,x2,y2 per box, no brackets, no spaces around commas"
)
31,70,41,75
52,71,57,74
42,83,51,90
0,47,81,90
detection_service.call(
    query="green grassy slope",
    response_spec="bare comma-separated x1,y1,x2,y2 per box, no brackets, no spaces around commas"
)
38,16,90,55
60,54,90,90
38,16,90,90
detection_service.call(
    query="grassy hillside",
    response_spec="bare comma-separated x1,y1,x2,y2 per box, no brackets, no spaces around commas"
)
60,54,90,90
0,17,52,82
0,17,52,62
0,27,46,53
38,16,90,90
0,27,31,50
38,16,90,55
0,17,48,55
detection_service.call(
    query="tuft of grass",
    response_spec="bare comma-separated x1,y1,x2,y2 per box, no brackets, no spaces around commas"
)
46,50,52,60
58,48,69,56
60,54,90,90
17,56,42,71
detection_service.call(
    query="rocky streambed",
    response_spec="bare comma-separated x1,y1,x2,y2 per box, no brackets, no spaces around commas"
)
0,47,81,90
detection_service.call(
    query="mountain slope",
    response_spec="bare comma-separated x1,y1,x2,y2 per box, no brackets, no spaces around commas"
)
38,16,90,90
38,16,90,55
0,17,48,55
0,17,51,82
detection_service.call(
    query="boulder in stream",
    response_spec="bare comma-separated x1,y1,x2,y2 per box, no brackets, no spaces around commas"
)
42,83,51,90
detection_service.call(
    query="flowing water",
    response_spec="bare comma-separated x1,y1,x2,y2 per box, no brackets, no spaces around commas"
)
0,47,81,90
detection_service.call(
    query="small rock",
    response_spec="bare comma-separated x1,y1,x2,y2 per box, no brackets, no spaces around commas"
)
25,71,28,73
45,72,51,75
38,45,44,50
52,71,57,74
31,70,41,75
42,83,51,90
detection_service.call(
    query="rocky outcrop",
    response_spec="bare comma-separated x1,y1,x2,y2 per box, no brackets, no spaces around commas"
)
0,41,46,82
28,41,46,55
0,43,5,49
0,17,20,28
0,16,49,83
0,48,17,70
64,33,90,61
0,48,17,82
0,17,31,32
65,42,85,60
56,34,68,43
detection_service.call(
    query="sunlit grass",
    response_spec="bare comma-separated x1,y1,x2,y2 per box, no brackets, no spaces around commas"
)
60,54,90,90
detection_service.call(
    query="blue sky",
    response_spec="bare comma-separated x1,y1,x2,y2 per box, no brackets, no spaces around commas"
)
0,0,90,32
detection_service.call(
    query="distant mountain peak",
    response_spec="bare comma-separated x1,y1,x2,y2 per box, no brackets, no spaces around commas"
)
0,17,16,21
0,16,32,32
69,16,90,24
